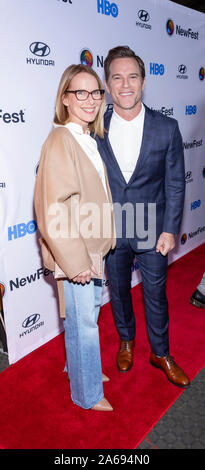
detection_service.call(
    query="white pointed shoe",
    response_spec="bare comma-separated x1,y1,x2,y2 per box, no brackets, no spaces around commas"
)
102,373,110,382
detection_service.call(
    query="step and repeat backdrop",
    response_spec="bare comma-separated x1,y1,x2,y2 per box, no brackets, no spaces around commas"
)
0,0,205,363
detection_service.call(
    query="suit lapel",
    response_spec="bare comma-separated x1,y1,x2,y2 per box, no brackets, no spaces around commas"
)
101,105,156,186
128,105,155,184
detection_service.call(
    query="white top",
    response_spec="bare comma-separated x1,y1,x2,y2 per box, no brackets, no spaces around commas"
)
108,104,145,183
55,121,108,196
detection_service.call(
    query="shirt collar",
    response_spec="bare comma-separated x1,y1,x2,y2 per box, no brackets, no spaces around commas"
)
112,103,145,126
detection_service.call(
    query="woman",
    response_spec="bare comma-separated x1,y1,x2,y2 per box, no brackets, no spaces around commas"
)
34,65,115,411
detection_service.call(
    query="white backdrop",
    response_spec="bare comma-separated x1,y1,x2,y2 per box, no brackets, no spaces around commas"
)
0,0,205,364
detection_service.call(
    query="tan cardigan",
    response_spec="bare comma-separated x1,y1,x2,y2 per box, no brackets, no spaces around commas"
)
34,126,116,317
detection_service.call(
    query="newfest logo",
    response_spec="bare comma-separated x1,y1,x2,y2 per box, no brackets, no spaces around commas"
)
80,49,104,69
189,226,205,238
181,226,205,244
0,108,25,124
181,233,187,245
136,9,152,30
150,106,174,117
80,49,93,67
0,282,5,298
9,267,52,292
184,138,202,150
199,67,205,81
26,42,55,67
166,19,199,40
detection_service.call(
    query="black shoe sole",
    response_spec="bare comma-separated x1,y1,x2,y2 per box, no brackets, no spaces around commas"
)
150,360,190,388
190,297,205,309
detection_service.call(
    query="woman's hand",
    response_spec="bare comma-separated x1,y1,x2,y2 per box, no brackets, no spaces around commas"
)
72,265,98,284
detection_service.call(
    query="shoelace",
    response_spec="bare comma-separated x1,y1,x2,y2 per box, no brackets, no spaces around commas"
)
166,355,176,366
120,341,132,351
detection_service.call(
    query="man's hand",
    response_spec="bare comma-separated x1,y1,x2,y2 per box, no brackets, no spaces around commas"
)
72,265,98,284
156,232,175,256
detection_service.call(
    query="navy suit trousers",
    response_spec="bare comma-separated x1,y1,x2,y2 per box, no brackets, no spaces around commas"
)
106,239,169,356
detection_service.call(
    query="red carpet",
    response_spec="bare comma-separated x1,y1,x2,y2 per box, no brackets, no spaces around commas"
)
0,243,205,449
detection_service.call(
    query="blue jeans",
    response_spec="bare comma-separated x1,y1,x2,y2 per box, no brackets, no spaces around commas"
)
63,277,104,409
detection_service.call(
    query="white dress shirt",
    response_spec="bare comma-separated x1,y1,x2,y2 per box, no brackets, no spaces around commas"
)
109,104,145,183
55,121,108,196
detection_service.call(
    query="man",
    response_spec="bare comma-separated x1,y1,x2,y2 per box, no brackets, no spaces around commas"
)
95,46,190,387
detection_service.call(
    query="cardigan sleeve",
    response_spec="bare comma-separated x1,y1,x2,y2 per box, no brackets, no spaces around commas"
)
34,127,92,279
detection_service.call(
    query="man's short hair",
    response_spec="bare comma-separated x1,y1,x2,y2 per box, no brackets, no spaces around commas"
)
104,46,145,82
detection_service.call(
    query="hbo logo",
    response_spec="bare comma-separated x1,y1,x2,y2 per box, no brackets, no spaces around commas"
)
190,199,201,211
8,220,37,241
185,105,197,115
97,0,118,17
150,63,165,75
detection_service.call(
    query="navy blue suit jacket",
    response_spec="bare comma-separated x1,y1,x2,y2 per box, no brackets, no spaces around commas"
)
95,104,185,251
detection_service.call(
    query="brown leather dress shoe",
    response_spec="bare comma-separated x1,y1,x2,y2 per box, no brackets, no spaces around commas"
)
117,340,134,372
150,352,190,388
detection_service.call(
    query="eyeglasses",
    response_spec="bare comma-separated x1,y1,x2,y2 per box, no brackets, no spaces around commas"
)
64,89,105,101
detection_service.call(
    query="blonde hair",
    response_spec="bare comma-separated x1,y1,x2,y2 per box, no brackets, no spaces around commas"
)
54,64,105,138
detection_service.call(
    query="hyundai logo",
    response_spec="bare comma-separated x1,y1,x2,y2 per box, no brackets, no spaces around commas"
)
138,10,150,22
29,42,50,57
178,64,187,74
22,314,40,328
